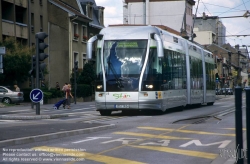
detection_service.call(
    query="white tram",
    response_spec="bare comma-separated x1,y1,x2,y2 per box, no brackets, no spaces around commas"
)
87,25,215,116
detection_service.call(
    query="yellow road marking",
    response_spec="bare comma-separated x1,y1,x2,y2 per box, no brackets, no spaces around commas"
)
33,146,146,164
137,127,235,136
130,145,218,159
113,132,192,139
223,128,246,131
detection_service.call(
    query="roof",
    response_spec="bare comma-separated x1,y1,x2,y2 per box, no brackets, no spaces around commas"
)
49,0,91,21
109,24,181,36
78,0,105,29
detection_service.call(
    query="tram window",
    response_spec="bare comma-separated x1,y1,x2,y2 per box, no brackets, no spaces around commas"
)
162,49,186,90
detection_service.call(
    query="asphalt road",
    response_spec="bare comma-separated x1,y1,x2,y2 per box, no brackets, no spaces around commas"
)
0,94,248,164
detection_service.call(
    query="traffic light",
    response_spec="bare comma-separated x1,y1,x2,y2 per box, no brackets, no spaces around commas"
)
35,32,48,81
74,61,78,72
29,55,36,76
215,73,219,81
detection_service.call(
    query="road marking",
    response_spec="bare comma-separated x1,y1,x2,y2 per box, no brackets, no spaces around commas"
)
113,132,193,140
223,128,246,131
179,140,231,148
137,127,235,136
33,146,145,164
129,145,218,159
73,137,112,144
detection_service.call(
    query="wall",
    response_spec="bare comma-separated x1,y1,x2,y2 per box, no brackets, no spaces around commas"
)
48,2,70,89
125,1,186,34
193,30,213,45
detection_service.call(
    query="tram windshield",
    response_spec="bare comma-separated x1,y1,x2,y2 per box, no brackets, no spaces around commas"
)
97,40,147,91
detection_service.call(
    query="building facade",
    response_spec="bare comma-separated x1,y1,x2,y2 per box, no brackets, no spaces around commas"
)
0,0,104,88
123,0,195,38
194,16,226,46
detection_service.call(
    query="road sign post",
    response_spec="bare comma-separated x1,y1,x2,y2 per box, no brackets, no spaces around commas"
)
30,89,44,115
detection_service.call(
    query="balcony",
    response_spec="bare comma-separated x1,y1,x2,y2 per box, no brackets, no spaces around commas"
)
2,20,15,36
2,19,28,39
16,22,28,39
240,59,248,64
3,0,27,8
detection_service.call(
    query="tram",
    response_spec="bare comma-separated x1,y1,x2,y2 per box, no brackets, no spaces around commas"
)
87,25,215,116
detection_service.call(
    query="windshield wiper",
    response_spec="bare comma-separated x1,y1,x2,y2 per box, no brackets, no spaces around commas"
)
107,61,124,88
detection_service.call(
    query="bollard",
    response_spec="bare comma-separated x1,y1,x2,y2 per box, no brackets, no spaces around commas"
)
245,88,250,164
235,87,243,164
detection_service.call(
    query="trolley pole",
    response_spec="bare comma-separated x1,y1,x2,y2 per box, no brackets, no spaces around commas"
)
234,86,243,164
245,88,250,164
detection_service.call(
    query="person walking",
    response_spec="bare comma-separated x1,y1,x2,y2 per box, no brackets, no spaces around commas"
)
56,82,60,90
14,85,20,92
65,84,73,109
62,83,68,109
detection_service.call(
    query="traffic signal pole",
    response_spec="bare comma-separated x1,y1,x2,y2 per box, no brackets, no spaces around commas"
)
35,32,48,115
35,36,40,115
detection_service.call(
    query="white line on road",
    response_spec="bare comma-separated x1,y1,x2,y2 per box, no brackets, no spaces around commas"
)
72,137,112,143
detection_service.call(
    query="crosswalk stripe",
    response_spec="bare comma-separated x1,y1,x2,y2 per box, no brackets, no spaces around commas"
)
113,132,193,140
137,127,235,136
33,146,145,164
129,145,218,159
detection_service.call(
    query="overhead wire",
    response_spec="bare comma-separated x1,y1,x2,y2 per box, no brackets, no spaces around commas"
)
197,1,250,44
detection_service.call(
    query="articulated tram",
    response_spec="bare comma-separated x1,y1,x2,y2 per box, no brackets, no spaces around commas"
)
87,25,215,116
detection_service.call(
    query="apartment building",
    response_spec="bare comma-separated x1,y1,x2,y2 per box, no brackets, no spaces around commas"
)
123,0,195,38
0,0,104,88
194,16,226,46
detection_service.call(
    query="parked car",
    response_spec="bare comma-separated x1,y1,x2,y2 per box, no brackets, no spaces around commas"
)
0,86,24,104
215,88,219,95
244,86,250,90
226,88,233,95
220,88,227,95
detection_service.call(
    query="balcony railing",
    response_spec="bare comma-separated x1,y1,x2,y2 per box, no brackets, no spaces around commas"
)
240,59,248,63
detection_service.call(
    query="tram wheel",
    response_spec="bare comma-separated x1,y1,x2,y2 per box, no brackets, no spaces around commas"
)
99,111,112,116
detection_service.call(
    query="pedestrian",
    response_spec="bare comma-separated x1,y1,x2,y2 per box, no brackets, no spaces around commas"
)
62,83,68,92
14,85,20,92
41,80,46,87
62,83,69,109
56,82,60,90
65,84,73,109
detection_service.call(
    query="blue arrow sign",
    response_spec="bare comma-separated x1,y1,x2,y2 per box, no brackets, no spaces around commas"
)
30,89,43,103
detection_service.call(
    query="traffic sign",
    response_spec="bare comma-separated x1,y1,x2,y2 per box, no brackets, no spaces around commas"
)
30,88,43,103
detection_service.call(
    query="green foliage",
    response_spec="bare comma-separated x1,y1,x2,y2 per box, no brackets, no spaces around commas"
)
22,88,32,102
0,37,34,85
77,62,96,85
76,84,92,98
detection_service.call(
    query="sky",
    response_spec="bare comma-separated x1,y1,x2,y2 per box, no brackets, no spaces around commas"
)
95,0,250,49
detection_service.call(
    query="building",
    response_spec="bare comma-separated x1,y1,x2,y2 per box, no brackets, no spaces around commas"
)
0,0,104,88
123,0,195,38
194,16,226,46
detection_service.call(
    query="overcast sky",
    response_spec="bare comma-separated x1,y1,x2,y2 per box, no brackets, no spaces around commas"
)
95,0,250,48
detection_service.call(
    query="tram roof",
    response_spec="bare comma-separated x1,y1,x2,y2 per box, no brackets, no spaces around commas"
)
100,25,161,40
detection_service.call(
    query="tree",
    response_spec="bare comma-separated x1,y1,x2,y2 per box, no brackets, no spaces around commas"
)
77,62,96,85
0,37,33,85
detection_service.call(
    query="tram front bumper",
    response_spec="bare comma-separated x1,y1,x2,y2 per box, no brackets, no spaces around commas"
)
95,99,162,111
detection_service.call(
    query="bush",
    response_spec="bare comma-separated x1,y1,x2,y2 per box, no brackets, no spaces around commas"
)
22,88,32,102
76,84,92,98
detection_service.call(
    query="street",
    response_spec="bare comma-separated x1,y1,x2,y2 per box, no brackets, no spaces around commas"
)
0,95,248,164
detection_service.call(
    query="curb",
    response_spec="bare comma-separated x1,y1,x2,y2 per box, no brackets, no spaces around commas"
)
0,114,68,120
0,124,116,147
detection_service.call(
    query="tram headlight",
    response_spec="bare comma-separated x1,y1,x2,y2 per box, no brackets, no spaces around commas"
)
97,85,103,89
145,85,153,89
